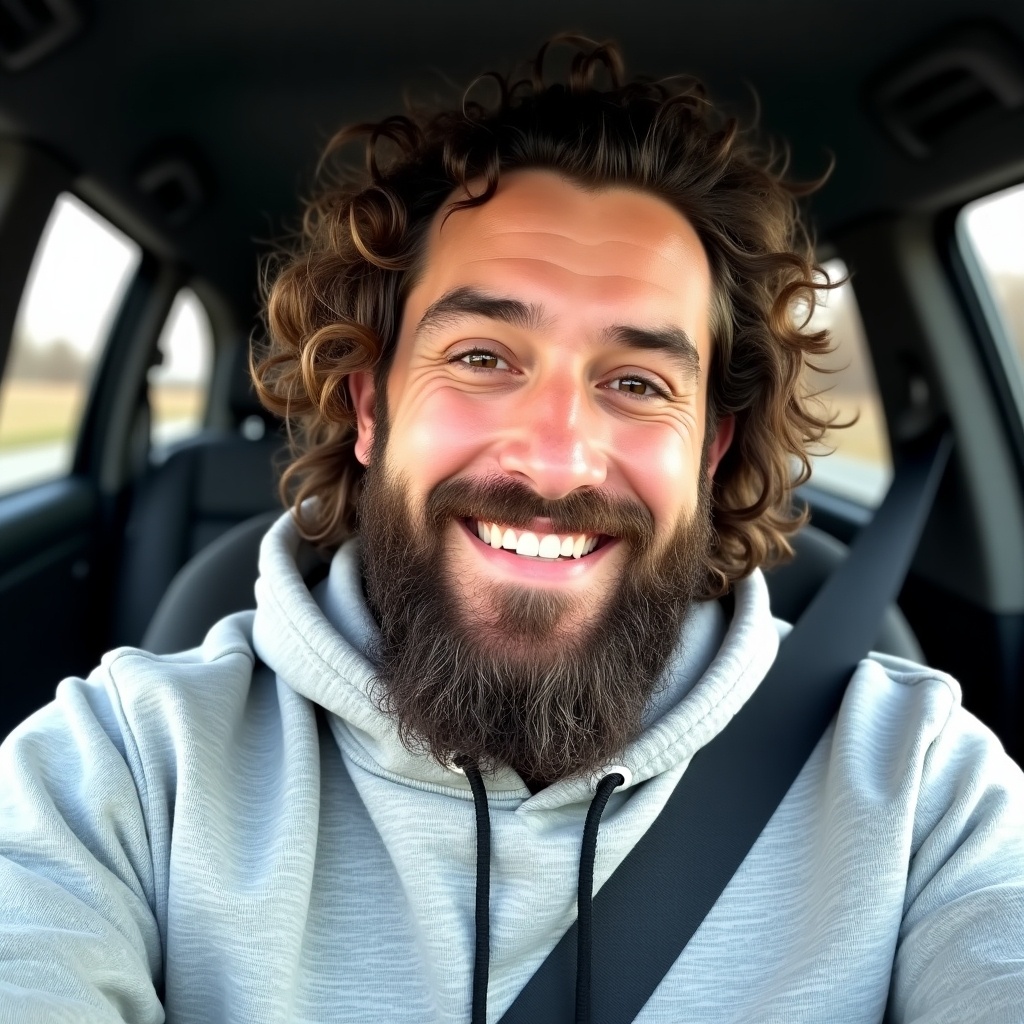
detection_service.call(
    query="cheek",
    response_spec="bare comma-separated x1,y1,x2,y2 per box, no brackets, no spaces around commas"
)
612,420,701,527
389,390,501,495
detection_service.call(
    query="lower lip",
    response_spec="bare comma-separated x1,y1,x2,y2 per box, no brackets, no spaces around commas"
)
456,520,617,583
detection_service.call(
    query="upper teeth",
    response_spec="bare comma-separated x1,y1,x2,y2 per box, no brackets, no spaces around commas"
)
474,521,600,559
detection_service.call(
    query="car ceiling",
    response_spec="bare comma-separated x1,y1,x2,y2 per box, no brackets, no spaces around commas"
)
3,0,1024,319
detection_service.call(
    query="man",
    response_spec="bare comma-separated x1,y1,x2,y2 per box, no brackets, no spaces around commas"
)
1,39,1023,1024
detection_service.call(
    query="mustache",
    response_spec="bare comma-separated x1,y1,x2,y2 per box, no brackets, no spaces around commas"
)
424,476,655,546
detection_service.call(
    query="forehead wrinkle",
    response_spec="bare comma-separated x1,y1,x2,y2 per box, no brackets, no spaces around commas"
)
462,257,685,300
471,224,679,247
463,232,698,275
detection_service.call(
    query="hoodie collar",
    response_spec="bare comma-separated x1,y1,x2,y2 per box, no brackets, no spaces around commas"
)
252,511,779,808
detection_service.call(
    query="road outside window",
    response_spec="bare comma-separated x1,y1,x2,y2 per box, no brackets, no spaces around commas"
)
0,193,140,496
149,287,213,450
959,184,1024,424
802,258,893,506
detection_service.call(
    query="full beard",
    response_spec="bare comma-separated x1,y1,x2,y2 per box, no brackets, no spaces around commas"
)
357,459,713,786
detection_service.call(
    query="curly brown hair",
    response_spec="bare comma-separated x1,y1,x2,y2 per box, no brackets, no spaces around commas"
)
253,37,835,598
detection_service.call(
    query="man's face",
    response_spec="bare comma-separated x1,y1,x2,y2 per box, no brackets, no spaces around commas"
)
352,170,731,630
349,170,733,782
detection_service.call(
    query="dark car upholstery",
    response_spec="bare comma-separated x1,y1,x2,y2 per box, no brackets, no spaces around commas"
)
113,342,287,647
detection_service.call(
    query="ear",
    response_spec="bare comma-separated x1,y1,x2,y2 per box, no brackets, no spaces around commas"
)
348,370,377,466
705,414,735,478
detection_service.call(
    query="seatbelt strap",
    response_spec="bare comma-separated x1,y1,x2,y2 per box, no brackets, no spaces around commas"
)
499,429,952,1024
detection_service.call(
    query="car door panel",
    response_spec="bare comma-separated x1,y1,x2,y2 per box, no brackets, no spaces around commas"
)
0,476,104,738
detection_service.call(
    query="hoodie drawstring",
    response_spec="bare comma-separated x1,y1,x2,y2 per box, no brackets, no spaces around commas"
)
575,771,625,1024
458,757,492,1024
458,762,627,1024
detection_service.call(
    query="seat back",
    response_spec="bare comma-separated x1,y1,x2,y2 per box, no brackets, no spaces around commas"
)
114,340,286,646
143,509,279,653
764,525,923,661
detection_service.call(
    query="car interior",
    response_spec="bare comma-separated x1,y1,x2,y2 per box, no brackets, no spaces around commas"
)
0,0,1023,770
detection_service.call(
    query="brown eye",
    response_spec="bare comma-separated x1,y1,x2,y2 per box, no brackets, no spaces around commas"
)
614,377,653,396
457,350,508,370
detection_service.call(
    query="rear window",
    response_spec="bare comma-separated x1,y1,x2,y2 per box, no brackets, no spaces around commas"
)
149,287,214,450
958,183,1024,422
801,258,893,506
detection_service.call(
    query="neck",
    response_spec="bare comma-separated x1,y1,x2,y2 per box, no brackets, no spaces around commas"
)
521,774,550,795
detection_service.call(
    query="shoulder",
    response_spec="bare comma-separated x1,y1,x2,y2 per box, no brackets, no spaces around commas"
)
101,609,261,700
838,653,1024,820
848,650,961,727
95,610,276,755
837,650,971,762
4,611,266,782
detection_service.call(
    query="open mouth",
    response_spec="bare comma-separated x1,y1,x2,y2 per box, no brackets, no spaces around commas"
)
465,518,609,561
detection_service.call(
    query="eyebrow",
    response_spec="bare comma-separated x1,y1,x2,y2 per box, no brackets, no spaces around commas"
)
414,285,701,382
414,287,549,339
604,324,702,383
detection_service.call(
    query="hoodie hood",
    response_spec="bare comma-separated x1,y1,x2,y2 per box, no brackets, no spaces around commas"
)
252,510,780,809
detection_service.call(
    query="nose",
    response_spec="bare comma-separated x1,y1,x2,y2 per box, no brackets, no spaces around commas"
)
495,380,608,498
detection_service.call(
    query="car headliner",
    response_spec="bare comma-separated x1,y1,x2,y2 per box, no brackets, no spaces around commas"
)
2,0,1024,318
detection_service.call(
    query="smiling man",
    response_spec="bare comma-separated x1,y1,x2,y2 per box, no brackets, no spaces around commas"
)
2,38,1024,1024
349,172,731,787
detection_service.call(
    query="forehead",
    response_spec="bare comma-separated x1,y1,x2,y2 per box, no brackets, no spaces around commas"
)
403,170,713,352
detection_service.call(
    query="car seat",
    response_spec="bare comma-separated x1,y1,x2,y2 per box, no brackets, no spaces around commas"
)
113,340,287,647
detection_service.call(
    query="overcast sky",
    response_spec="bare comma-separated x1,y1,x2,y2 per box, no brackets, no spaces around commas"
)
965,184,1024,276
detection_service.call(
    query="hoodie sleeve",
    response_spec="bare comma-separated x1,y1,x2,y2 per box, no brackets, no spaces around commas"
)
0,668,164,1023
889,702,1024,1023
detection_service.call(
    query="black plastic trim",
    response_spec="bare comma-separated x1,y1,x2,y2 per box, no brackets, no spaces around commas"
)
0,474,96,578
0,0,82,72
795,482,872,546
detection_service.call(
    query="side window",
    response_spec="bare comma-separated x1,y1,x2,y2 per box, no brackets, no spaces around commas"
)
148,287,214,450
0,193,140,495
801,258,893,506
959,183,1024,420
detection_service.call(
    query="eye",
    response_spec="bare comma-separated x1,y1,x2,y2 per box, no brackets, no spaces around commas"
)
453,350,509,370
607,375,670,399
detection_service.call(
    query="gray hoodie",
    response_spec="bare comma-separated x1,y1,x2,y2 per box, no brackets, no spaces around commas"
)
1,510,1022,1023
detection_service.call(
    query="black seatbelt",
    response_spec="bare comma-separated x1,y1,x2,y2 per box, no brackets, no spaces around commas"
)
499,428,952,1024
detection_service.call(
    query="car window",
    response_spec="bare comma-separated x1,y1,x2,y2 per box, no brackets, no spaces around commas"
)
802,258,893,506
149,287,214,451
958,183,1024,423
0,192,141,495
